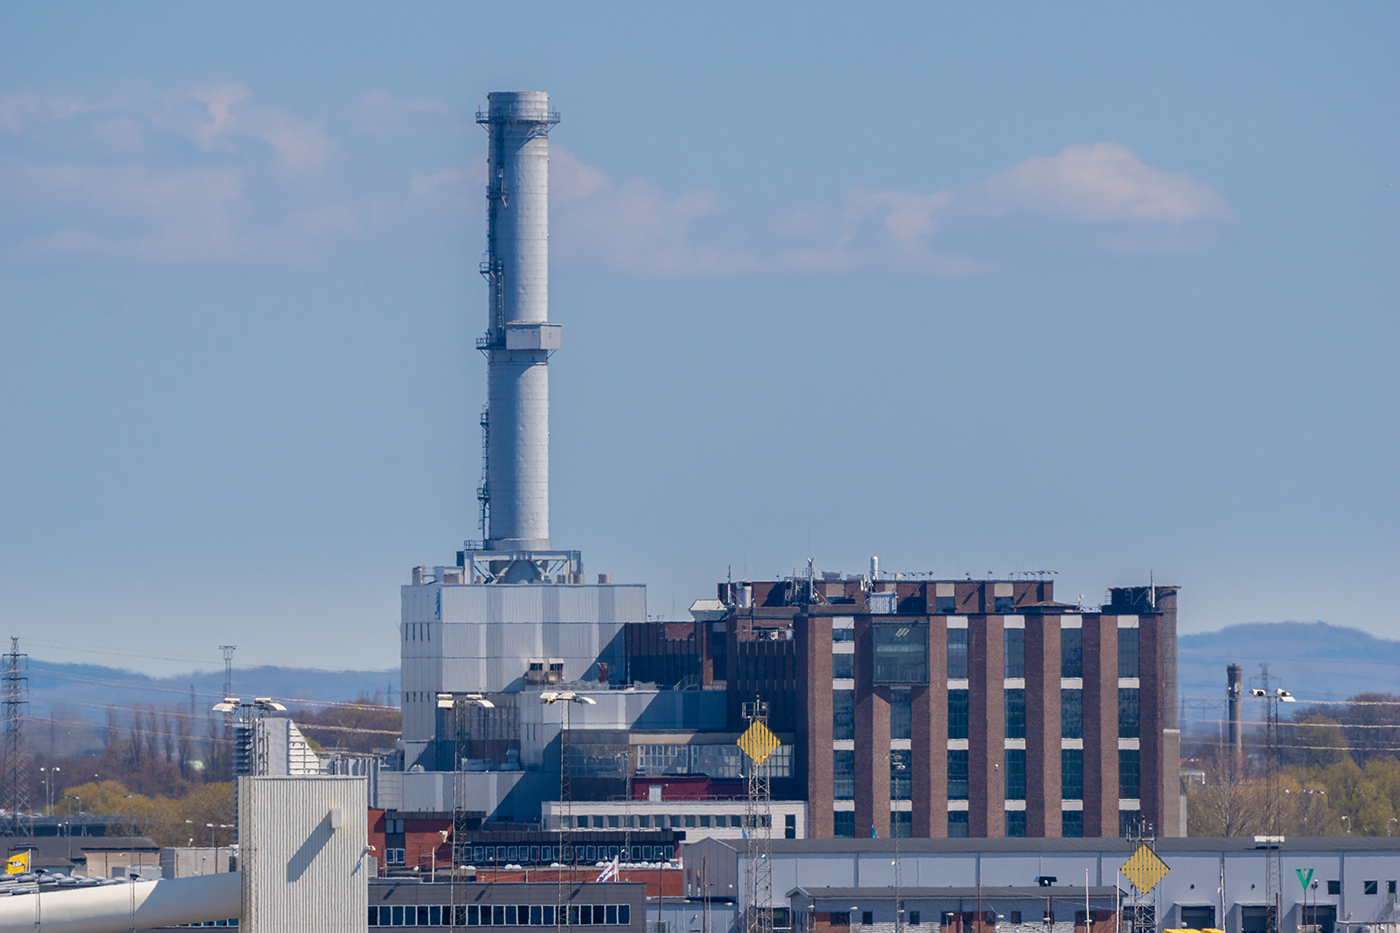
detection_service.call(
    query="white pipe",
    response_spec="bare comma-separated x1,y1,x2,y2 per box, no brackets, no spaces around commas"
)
0,872,241,933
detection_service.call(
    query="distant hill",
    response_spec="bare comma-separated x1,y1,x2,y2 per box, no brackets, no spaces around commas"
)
21,622,1398,739
1178,621,1400,728
26,659,399,722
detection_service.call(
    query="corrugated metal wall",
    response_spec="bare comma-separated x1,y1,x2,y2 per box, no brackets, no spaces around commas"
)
240,776,369,933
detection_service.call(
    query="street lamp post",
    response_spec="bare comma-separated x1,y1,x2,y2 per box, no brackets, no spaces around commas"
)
38,767,60,816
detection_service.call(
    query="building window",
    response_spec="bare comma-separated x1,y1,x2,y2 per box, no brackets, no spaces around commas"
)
1005,749,1027,801
1118,627,1139,678
862,913,873,926
874,623,928,684
785,813,797,839
890,749,912,800
1004,628,1025,678
1119,809,1144,837
909,913,921,926
890,811,912,838
948,629,968,680
1119,749,1141,799
1062,749,1084,800
830,914,850,928
832,653,855,679
1062,809,1083,838
935,592,956,613
948,811,970,837
890,688,912,740
833,627,854,643
1062,689,1083,739
1061,628,1082,679
948,749,969,800
995,594,1014,613
948,689,969,740
834,750,855,800
1119,689,1140,738
1328,881,1340,896
834,690,855,740
1005,689,1026,739
1006,810,1027,837
834,810,855,838
1365,881,1378,896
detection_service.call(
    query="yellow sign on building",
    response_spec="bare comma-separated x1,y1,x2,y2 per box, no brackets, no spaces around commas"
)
5,851,30,875
1121,844,1169,894
737,721,781,766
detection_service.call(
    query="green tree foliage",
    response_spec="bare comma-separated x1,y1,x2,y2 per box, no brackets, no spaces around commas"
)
61,780,234,847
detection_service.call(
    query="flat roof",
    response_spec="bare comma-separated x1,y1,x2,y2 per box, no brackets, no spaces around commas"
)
790,886,1123,901
763,838,1400,856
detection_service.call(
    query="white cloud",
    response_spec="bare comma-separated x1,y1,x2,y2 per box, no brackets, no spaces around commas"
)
0,81,1228,271
184,83,333,172
0,84,356,263
976,142,1227,224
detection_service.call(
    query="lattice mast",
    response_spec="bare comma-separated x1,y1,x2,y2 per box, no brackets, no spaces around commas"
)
219,645,236,780
2,638,29,835
740,700,776,933
1122,823,1163,933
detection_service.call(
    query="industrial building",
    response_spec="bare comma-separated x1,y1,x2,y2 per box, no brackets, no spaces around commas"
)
683,836,1400,933
384,88,1187,844
708,576,1181,840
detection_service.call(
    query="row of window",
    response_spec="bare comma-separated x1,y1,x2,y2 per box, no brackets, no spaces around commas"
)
832,807,1162,839
565,813,770,830
369,905,632,928
832,687,1138,742
447,845,673,865
834,747,1140,801
634,743,793,778
855,625,1141,683
958,627,1143,681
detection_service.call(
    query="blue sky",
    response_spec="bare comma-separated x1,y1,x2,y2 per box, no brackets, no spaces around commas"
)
0,3,1395,678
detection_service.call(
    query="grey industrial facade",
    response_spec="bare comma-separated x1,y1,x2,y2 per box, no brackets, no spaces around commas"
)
681,836,1400,933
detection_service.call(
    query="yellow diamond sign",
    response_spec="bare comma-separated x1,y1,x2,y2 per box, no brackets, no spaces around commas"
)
1121,844,1169,894
737,721,781,766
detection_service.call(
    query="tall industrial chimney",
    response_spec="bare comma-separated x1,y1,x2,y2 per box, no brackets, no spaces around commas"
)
476,91,561,554
1227,663,1243,772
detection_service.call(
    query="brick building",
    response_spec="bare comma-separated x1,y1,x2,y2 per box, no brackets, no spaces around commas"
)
695,578,1179,840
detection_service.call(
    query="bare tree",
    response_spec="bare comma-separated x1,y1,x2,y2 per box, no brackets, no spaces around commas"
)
1188,747,1265,837
126,708,144,769
102,705,121,759
161,708,175,763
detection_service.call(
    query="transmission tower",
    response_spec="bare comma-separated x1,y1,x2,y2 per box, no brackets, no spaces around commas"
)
741,700,775,933
3,638,30,835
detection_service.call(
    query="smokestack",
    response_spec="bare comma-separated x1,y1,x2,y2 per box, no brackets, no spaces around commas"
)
1227,663,1243,770
477,92,560,553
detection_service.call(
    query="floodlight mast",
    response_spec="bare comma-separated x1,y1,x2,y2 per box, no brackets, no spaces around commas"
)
439,692,495,930
541,692,594,933
1253,684,1294,933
